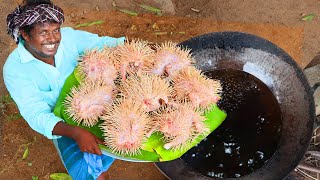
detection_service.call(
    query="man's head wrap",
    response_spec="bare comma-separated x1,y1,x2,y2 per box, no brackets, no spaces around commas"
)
6,3,64,43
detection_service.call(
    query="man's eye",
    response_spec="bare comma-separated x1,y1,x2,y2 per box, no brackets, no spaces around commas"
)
54,29,60,33
39,31,46,35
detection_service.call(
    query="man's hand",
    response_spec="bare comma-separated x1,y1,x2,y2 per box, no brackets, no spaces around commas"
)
52,122,103,155
72,126,103,155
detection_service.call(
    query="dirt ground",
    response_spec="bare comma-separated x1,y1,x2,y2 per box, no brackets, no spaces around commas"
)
0,0,319,179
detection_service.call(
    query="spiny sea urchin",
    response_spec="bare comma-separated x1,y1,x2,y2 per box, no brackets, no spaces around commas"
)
100,98,151,156
78,48,117,86
150,41,194,78
152,103,209,151
113,39,155,80
64,81,115,127
119,73,173,112
173,66,222,109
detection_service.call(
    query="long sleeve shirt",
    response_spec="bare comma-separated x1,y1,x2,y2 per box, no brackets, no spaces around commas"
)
3,27,125,139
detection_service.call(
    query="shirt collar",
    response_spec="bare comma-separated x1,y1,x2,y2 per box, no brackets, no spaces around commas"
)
17,40,64,66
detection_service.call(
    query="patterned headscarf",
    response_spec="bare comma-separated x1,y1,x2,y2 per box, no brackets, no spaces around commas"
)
7,3,64,43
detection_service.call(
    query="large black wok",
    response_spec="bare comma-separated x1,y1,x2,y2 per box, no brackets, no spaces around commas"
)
155,32,315,179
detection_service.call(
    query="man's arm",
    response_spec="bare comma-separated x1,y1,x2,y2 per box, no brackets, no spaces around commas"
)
4,73,62,139
4,72,103,155
61,27,125,54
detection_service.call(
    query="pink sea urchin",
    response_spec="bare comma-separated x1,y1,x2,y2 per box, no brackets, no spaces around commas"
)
78,48,117,87
113,39,155,80
173,66,222,109
100,99,151,156
119,73,173,112
151,41,194,78
152,103,209,151
64,81,115,127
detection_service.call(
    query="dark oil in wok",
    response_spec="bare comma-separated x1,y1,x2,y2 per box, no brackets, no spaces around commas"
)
181,69,282,178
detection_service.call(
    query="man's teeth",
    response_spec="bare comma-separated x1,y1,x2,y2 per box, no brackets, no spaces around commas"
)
44,44,55,49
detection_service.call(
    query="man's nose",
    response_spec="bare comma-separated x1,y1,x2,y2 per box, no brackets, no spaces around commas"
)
46,32,58,42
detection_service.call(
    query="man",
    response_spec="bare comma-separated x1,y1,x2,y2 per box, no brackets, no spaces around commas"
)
4,0,125,179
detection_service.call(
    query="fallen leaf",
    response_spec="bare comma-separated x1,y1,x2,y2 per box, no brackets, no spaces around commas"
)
88,21,104,26
75,21,104,28
21,147,29,160
32,176,38,180
139,4,162,16
154,32,167,35
301,14,315,21
28,162,32,167
50,173,72,180
118,9,138,16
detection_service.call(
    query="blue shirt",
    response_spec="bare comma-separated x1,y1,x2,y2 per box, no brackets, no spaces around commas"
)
3,27,125,139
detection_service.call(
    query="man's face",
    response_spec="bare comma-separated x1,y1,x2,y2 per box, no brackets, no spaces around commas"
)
22,22,61,61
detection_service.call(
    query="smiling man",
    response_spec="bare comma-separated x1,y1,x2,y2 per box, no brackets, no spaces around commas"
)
4,0,125,179
21,22,61,65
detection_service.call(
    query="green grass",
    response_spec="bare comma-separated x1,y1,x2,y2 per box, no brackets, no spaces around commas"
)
0,94,13,104
6,114,23,121
0,94,22,121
